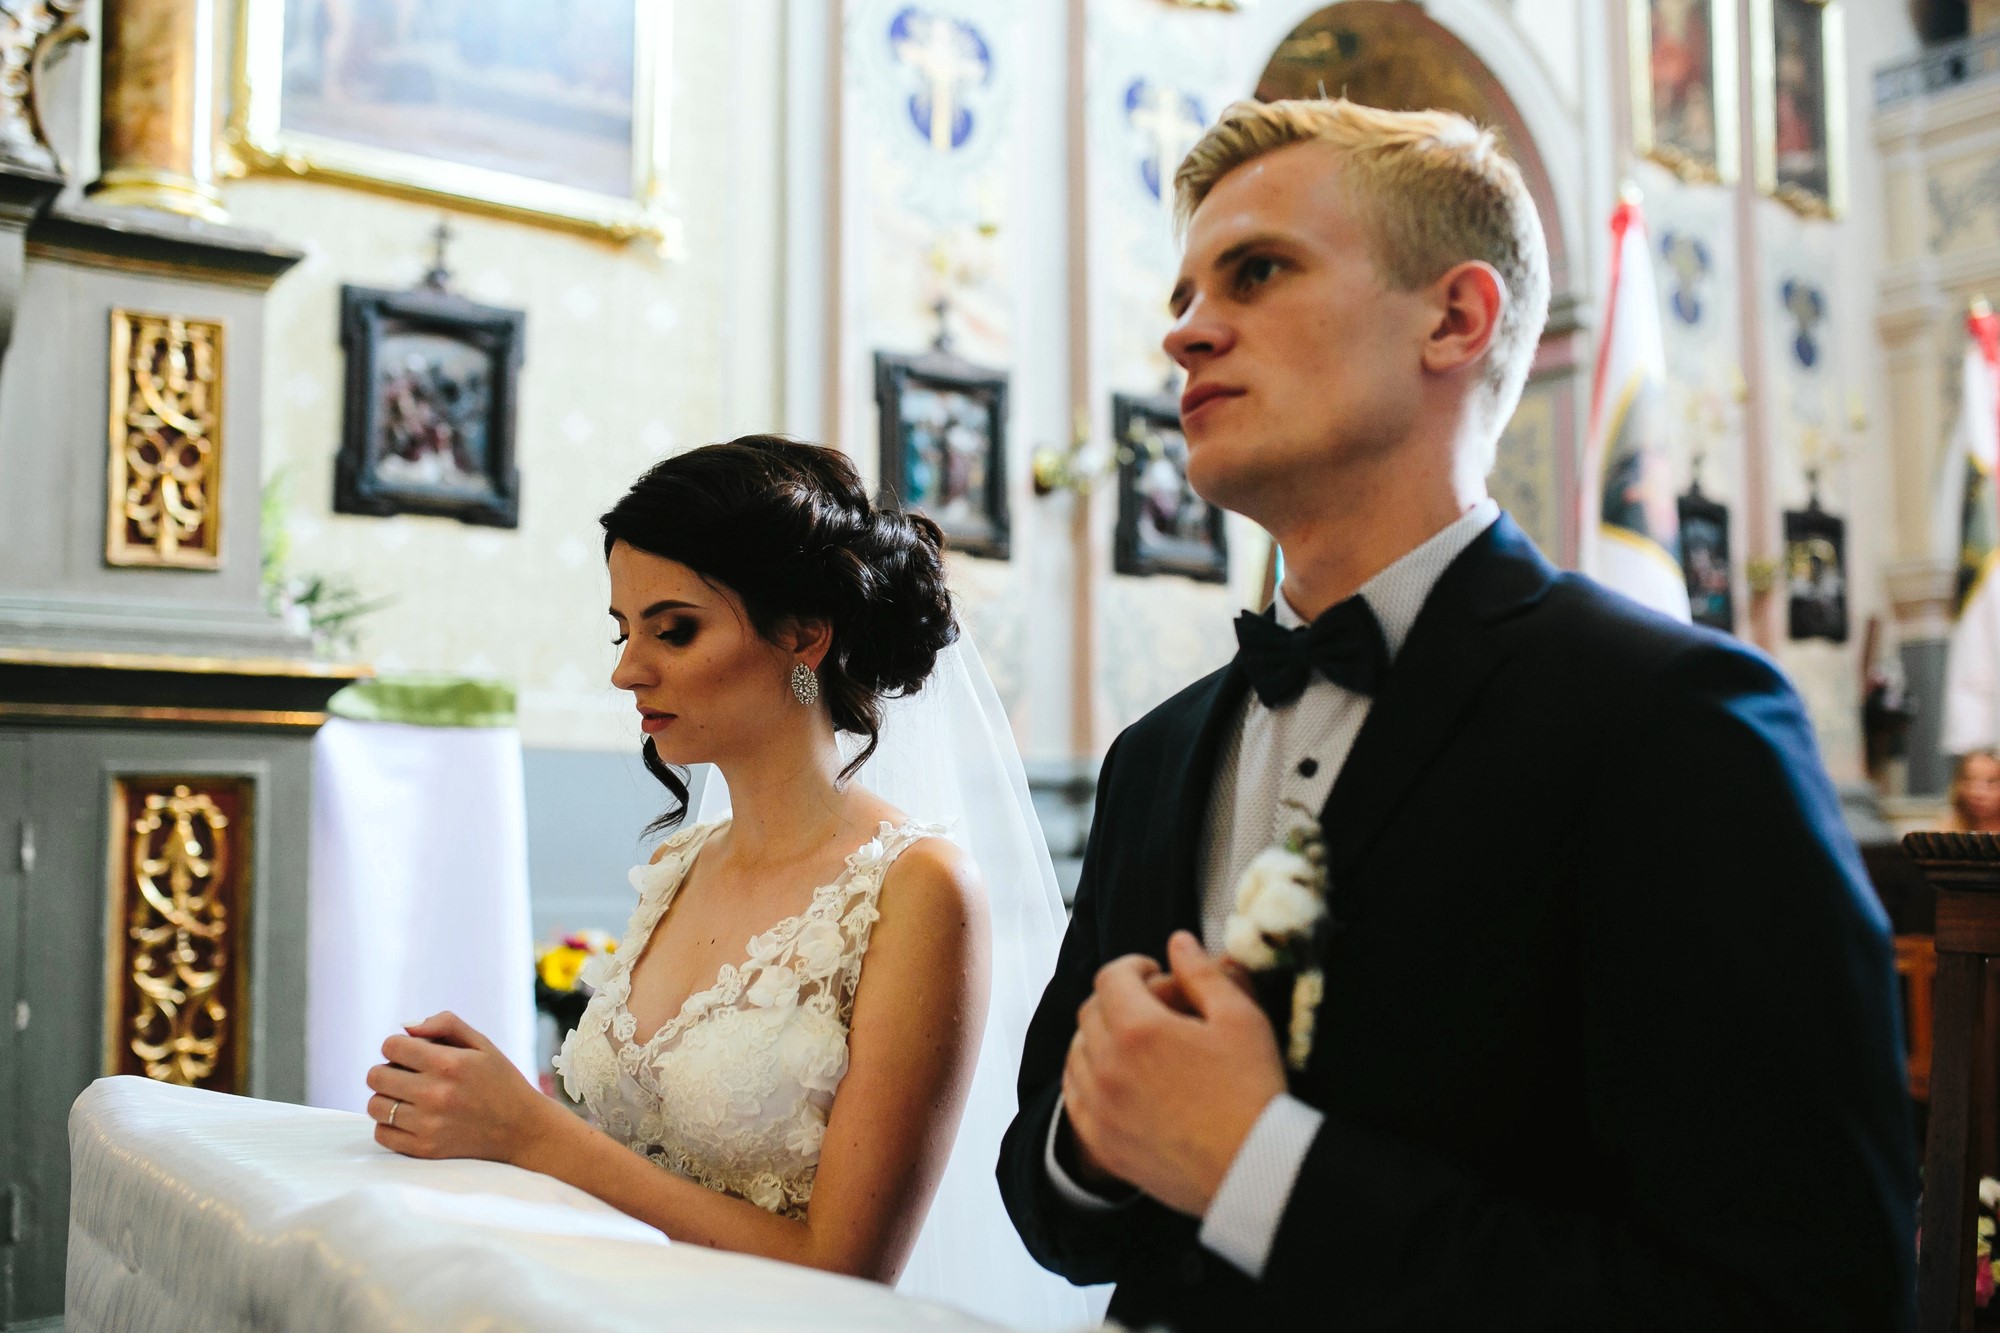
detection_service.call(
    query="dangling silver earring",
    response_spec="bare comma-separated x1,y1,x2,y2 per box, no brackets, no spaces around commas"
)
790,662,820,707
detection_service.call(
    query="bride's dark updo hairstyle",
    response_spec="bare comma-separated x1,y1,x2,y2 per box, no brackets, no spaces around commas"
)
600,435,958,828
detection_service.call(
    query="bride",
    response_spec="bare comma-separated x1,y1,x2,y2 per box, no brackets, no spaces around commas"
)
364,435,1096,1329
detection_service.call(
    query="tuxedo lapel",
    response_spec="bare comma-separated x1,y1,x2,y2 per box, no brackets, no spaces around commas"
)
1141,663,1252,946
1317,515,1558,892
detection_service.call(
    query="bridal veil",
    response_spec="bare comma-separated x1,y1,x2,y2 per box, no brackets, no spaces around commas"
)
697,635,1107,1330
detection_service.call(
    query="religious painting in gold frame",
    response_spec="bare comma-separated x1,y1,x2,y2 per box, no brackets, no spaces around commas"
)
1628,0,1740,184
102,777,255,1093
226,0,680,252
1748,0,1847,219
105,308,224,570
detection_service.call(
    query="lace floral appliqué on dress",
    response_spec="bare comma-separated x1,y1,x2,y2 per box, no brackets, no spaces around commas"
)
551,818,943,1220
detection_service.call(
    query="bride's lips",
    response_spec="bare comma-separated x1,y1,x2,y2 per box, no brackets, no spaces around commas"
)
1180,381,1244,423
637,708,673,735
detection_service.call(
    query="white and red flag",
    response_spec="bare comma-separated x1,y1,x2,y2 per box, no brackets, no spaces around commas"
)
1581,192,1692,622
1941,299,2000,754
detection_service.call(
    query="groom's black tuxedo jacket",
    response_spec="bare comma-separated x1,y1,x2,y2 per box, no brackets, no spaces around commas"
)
997,516,1916,1332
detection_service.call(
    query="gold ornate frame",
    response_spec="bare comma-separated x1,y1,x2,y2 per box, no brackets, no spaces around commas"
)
105,308,225,570
1627,0,1741,184
1748,0,1848,219
224,1,681,254
103,776,256,1091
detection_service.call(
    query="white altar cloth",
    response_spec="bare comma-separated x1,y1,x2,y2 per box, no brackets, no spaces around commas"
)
307,714,537,1113
68,1078,999,1333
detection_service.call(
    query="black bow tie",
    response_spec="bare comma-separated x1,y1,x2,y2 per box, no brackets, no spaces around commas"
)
1233,598,1390,707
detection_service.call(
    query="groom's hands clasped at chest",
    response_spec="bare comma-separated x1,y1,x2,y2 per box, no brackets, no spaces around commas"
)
1061,930,1287,1216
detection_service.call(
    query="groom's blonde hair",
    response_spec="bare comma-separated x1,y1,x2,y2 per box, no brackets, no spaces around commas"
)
1175,98,1551,442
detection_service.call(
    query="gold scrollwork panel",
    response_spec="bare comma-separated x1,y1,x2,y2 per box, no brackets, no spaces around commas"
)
104,777,254,1090
105,309,224,569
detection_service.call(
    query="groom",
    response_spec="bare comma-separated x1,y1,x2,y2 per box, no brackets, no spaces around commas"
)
997,99,1915,1331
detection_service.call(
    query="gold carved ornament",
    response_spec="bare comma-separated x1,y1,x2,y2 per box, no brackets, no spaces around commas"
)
0,0,87,174
112,783,242,1087
106,310,224,569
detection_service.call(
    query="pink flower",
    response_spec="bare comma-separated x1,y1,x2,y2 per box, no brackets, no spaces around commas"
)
1979,1258,1995,1309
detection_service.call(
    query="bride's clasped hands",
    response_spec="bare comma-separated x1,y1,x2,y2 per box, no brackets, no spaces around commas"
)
366,1010,556,1166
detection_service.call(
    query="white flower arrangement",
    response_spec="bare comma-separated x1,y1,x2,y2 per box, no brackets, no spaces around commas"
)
1221,802,1330,1072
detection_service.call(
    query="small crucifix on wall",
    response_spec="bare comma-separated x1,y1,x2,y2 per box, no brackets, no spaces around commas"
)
1127,81,1206,215
892,13,990,153
422,218,455,291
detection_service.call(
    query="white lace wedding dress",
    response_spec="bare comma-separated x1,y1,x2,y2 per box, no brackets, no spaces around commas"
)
552,815,944,1223
552,641,1103,1330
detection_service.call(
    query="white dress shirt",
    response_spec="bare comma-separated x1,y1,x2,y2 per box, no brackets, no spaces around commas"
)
1045,499,1502,1280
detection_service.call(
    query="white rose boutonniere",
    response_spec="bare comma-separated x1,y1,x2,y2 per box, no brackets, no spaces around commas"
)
1230,849,1323,961
1221,803,1330,1072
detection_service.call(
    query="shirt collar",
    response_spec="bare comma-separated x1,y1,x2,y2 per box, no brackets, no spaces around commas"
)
1273,498,1502,660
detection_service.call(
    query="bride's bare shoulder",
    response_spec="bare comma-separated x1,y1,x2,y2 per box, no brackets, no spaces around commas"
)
878,833,984,924
851,836,988,1031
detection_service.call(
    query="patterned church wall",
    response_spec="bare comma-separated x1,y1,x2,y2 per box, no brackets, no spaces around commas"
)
836,0,1047,733
1596,4,1923,787
229,3,779,752
1085,0,1269,741
1746,0,1921,785
1878,68,2000,580
1867,20,1995,796
1756,204,1868,778
1633,164,1750,629
1918,118,2000,510
833,0,1273,753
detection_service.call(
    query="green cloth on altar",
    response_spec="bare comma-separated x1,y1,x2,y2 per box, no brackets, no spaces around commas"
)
326,676,517,728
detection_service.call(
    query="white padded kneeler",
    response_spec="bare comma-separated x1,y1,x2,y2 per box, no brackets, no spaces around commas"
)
67,1078,998,1333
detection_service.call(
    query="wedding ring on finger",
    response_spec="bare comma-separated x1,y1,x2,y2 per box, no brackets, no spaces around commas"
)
386,1098,401,1129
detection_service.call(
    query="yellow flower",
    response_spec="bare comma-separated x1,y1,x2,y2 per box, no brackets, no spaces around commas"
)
538,945,587,992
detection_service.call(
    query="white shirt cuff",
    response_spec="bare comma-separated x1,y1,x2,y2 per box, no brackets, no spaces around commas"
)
1043,1094,1138,1211
1197,1093,1323,1279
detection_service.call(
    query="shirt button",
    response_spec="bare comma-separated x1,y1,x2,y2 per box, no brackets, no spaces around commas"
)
1297,757,1319,778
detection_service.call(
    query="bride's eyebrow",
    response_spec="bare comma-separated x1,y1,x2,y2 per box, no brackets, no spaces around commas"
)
608,598,701,623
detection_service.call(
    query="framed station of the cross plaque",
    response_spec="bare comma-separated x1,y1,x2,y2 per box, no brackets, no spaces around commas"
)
1112,391,1229,583
335,282,525,528
874,346,1011,560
